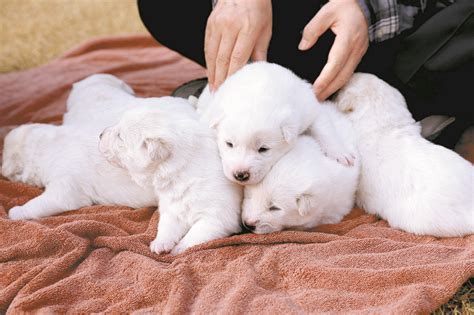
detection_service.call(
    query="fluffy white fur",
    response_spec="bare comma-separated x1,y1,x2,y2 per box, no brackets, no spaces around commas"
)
2,124,156,220
242,105,359,234
99,99,243,254
335,73,474,237
63,73,138,131
197,62,355,186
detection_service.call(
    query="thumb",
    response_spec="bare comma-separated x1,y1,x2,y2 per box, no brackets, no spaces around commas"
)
299,6,333,50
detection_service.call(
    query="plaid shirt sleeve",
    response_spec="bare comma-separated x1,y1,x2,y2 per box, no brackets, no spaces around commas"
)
356,0,429,42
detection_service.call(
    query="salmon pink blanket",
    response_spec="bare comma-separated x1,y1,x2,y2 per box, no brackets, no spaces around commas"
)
0,35,472,314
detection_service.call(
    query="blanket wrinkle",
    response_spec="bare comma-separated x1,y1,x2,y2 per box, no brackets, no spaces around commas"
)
0,34,473,314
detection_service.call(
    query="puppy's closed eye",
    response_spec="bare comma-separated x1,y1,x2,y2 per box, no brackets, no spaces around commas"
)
269,205,281,211
225,141,233,148
258,147,269,153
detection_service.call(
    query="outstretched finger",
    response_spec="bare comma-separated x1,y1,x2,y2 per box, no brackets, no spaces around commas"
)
213,32,238,90
204,23,220,91
251,27,271,62
227,30,255,78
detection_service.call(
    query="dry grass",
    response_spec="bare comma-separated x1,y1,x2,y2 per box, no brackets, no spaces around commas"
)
0,0,146,73
434,279,473,315
0,1,471,313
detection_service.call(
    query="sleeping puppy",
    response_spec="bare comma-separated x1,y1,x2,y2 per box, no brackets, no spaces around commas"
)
335,73,474,237
242,106,359,233
196,62,355,186
63,73,138,130
2,124,156,220
99,99,242,254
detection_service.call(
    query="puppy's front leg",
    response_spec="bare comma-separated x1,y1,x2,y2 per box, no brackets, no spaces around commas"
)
150,211,188,254
171,219,233,255
311,106,355,166
8,180,89,220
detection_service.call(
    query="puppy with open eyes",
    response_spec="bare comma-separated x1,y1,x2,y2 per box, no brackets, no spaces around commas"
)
241,105,359,233
99,99,243,255
335,73,473,237
2,124,157,220
196,62,356,186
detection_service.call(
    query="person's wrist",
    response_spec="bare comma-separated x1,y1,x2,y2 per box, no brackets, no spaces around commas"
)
354,0,371,29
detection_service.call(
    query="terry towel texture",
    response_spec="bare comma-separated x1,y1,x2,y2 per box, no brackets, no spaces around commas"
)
0,35,472,314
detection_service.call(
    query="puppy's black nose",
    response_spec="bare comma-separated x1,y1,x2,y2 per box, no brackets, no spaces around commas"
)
234,171,250,182
99,131,104,140
243,222,255,232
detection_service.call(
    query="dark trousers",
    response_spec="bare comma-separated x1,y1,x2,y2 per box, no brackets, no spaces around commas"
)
137,0,472,148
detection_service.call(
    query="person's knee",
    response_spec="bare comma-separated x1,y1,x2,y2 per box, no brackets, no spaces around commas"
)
137,0,210,66
137,0,174,45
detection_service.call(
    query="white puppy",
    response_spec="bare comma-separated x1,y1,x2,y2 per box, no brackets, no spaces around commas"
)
335,73,474,237
63,73,138,130
197,62,355,186
242,105,359,234
99,99,242,254
2,124,156,220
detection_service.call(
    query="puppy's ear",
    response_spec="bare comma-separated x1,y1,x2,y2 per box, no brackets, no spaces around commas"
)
144,138,170,161
279,107,299,143
296,194,314,216
208,111,223,129
281,123,298,143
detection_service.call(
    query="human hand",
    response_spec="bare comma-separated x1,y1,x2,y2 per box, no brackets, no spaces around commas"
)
205,0,272,92
299,0,369,101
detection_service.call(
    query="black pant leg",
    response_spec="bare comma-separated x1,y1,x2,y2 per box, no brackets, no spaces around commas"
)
137,0,212,67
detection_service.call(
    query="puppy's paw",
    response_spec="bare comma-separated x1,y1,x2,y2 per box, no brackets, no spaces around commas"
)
149,237,177,254
170,242,190,255
8,206,34,220
323,147,356,167
336,153,356,167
